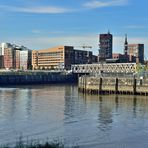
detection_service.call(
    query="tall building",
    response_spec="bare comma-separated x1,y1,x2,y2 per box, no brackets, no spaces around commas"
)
20,50,32,70
0,43,11,56
99,31,113,62
32,46,95,70
0,43,32,69
14,49,20,69
128,44,144,64
4,47,14,69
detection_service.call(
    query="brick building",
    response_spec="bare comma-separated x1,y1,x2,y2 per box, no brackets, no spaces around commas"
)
0,43,32,69
106,53,129,63
128,44,144,64
32,46,97,70
4,47,14,69
105,35,145,64
14,49,20,69
99,31,113,62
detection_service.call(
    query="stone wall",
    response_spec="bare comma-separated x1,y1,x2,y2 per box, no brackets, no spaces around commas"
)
0,72,77,85
79,76,148,95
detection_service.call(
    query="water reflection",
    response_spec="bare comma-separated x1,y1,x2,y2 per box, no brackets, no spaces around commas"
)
0,85,148,147
115,95,119,112
133,97,137,118
98,95,113,131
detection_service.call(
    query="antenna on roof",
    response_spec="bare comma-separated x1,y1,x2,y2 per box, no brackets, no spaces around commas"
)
108,29,110,34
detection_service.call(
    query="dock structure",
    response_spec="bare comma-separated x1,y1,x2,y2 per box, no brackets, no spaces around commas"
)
0,71,77,85
78,76,148,96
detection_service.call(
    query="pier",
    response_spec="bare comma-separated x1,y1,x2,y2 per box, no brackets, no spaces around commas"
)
78,76,148,96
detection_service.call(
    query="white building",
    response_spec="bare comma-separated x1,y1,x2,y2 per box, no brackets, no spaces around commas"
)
20,50,32,70
0,43,11,55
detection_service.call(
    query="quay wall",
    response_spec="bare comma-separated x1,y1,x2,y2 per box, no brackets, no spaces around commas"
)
0,71,78,85
79,76,148,96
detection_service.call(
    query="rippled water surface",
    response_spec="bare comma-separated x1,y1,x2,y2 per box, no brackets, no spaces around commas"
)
0,84,148,147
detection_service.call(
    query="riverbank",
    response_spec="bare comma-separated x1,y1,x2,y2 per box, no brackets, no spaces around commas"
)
1,140,64,148
0,71,78,85
1,137,78,148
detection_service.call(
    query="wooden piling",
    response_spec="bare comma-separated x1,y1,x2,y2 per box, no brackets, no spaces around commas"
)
99,77,102,94
133,78,137,95
78,76,148,96
115,78,118,94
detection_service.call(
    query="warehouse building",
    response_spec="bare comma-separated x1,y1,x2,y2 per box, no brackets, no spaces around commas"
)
32,46,97,70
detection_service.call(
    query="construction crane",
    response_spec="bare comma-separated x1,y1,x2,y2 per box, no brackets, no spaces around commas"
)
74,45,92,50
81,45,92,50
74,45,92,57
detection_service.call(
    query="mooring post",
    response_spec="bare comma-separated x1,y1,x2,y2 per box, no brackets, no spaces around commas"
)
78,75,80,90
78,74,79,85
83,76,85,93
84,75,87,93
99,77,102,94
115,78,118,94
133,78,137,95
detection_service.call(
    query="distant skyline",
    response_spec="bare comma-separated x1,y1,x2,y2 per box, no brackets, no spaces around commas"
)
0,0,148,58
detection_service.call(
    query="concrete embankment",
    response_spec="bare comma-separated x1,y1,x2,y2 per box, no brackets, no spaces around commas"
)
0,71,78,85
79,76,148,96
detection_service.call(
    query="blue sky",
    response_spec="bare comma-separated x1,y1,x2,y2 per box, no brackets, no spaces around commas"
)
0,0,148,58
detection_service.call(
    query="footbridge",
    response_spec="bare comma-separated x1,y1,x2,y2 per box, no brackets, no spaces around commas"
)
71,63,137,74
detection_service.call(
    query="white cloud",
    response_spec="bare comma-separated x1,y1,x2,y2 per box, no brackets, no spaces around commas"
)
1,35,148,58
83,0,128,9
31,29,66,35
0,5,72,14
4,35,99,54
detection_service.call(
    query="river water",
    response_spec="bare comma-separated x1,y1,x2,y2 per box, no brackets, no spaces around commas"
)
0,84,148,148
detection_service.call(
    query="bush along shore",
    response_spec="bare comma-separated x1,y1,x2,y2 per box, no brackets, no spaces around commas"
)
0,137,79,148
